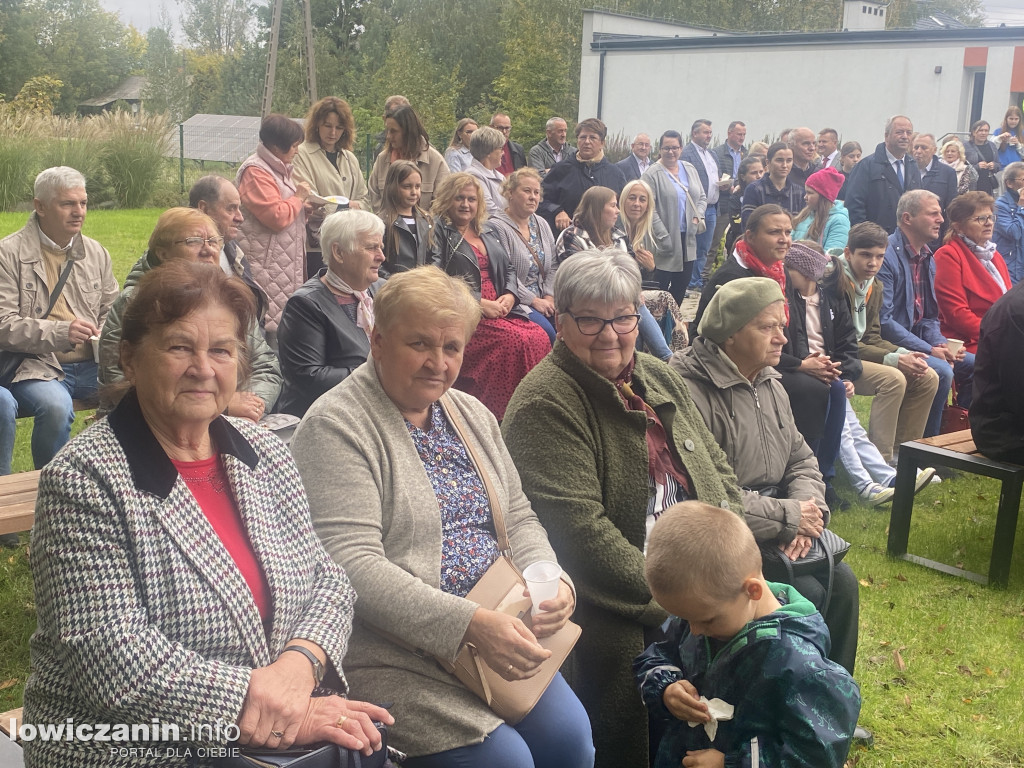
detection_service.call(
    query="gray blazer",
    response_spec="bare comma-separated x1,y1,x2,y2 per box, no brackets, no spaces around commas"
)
528,140,577,176
641,161,707,271
291,360,570,757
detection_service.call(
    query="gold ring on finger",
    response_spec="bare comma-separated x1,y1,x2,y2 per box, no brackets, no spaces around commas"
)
336,716,348,728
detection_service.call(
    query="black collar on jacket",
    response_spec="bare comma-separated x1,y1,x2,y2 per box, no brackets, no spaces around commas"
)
108,389,259,498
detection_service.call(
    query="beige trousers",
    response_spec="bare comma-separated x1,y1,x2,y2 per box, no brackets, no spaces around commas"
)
854,360,939,461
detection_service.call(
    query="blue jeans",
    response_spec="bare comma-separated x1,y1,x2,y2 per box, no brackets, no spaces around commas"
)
638,304,673,360
0,362,94,474
813,378,847,486
526,309,556,344
403,673,595,768
690,205,717,289
922,352,974,437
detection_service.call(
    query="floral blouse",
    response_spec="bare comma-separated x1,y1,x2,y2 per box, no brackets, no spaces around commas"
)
406,402,499,596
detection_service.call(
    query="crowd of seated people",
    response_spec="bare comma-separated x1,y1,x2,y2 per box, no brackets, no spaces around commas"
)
5,100,1023,768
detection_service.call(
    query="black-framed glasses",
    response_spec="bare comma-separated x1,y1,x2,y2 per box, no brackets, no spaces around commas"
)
967,215,994,225
175,236,225,248
567,312,640,336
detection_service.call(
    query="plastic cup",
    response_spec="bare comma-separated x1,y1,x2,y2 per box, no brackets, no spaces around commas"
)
523,560,561,615
945,338,964,356
89,335,100,363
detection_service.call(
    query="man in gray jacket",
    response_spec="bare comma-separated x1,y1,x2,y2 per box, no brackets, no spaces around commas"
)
0,166,119,481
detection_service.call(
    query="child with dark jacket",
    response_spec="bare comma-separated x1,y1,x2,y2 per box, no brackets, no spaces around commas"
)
634,501,860,768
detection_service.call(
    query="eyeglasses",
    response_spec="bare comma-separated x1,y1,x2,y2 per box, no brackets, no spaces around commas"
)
175,236,225,248
967,215,994,225
567,312,640,336
660,146,682,153
493,125,511,133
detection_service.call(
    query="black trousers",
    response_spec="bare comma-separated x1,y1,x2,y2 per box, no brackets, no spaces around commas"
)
792,562,859,675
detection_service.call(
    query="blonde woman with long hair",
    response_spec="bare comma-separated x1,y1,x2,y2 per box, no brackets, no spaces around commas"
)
619,179,688,349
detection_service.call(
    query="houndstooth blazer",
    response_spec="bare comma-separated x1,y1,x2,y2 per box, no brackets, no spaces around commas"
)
23,391,355,768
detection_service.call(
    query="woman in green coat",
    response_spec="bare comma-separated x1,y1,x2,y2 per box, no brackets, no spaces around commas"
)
502,250,743,768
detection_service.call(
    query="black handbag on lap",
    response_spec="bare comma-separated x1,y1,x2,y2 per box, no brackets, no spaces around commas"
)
749,486,851,615
220,723,389,768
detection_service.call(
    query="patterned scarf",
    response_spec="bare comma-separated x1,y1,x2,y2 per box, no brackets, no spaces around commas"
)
323,267,375,338
614,358,693,495
961,234,1007,294
736,238,789,321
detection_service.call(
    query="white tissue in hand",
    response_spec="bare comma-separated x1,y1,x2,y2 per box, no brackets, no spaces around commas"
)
687,696,735,741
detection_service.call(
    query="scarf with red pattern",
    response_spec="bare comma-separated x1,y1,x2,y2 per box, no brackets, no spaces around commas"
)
736,238,789,321
614,358,693,495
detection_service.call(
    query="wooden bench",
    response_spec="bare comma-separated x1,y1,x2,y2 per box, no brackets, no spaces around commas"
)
888,429,1024,587
0,708,25,766
0,471,40,537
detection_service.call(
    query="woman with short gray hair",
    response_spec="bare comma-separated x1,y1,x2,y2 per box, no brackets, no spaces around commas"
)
276,209,387,416
467,125,510,216
502,250,742,768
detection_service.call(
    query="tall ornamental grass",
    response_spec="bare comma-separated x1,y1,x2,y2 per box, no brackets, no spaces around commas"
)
0,109,173,210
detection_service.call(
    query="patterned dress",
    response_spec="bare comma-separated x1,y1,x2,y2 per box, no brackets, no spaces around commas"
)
406,402,499,597
454,244,550,420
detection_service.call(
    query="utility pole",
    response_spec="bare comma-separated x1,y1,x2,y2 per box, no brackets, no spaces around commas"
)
261,0,317,118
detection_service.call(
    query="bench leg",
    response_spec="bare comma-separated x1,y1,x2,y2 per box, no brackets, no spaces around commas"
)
887,448,920,557
988,473,1024,588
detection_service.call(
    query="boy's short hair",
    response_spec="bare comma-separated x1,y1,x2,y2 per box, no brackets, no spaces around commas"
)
646,501,762,603
846,221,888,252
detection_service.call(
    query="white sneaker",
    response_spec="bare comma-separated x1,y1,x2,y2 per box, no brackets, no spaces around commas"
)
915,467,938,492
859,483,896,507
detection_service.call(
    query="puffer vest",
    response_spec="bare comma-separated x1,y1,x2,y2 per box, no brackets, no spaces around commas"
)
236,144,306,331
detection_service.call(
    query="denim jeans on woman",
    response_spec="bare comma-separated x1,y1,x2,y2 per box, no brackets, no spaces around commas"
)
402,673,594,768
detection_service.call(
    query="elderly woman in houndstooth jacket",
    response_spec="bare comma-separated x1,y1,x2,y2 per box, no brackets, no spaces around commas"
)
23,261,391,768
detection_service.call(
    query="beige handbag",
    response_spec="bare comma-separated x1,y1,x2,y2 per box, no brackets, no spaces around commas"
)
433,395,581,724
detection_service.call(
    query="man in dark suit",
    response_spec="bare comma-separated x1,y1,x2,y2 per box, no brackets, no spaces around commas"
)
845,115,922,233
913,132,958,247
491,113,526,176
615,133,653,182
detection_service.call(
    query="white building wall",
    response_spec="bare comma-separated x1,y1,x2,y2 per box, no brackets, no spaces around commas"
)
580,12,1023,148
981,46,1015,123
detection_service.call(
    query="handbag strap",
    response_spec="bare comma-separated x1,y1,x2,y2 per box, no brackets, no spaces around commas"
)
439,393,511,556
41,258,76,320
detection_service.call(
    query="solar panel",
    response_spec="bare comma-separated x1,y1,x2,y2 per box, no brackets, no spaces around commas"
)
175,114,304,163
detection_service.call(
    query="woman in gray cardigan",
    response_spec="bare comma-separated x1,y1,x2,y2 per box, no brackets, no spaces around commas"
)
642,129,707,304
291,266,594,768
489,167,558,342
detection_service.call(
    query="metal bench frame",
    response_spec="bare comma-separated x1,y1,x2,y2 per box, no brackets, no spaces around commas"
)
888,431,1024,587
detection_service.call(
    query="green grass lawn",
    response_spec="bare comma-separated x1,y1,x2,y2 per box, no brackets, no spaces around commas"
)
1,212,1023,765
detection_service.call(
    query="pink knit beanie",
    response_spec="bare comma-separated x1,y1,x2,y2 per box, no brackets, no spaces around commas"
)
806,167,844,203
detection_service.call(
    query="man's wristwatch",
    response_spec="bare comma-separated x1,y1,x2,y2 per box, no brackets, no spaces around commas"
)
282,645,324,686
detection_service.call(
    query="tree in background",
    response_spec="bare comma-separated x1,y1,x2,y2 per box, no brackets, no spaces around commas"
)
178,0,253,54
492,0,579,144
143,20,189,122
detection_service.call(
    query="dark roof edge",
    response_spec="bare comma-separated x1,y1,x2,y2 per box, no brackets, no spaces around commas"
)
590,25,1024,51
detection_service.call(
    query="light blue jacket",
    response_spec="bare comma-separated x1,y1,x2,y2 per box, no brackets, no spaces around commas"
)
792,200,850,251
995,189,1024,285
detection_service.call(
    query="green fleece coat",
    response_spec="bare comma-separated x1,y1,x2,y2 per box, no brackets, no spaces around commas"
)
502,342,743,768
